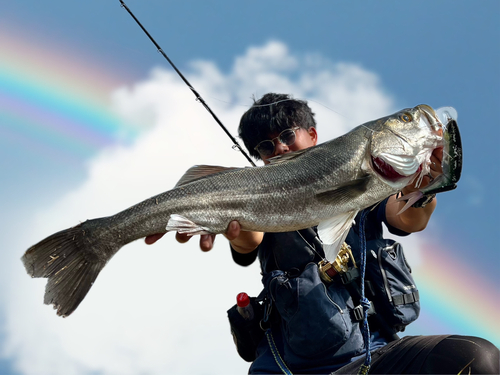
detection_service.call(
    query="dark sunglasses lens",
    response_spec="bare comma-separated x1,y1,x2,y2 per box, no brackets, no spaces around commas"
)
279,129,296,146
256,141,275,156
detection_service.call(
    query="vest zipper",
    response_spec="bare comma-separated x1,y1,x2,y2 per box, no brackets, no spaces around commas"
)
320,283,344,314
378,246,393,304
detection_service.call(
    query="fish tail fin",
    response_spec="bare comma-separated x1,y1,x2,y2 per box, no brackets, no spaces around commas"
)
22,221,111,317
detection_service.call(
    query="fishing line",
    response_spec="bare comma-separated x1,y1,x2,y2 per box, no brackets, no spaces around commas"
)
251,98,347,119
205,95,348,119
118,0,256,167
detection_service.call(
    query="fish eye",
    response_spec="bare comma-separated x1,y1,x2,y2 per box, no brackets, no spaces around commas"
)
400,113,413,123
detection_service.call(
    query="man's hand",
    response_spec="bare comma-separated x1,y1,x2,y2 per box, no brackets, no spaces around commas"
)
144,233,165,245
144,220,244,252
174,220,242,252
403,147,443,194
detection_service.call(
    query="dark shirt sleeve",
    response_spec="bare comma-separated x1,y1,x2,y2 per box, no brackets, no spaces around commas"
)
230,245,259,266
377,197,411,237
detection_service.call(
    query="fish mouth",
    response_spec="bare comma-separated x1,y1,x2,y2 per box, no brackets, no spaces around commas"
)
371,156,422,181
418,104,458,132
417,105,439,127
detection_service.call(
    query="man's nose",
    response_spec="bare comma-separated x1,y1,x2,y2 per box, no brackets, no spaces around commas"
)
273,141,289,156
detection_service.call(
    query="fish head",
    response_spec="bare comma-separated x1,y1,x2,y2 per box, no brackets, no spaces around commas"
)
368,104,453,188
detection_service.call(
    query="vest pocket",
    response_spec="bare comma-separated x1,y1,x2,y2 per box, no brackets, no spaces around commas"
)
269,262,353,360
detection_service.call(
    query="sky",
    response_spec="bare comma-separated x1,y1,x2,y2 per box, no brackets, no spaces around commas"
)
0,1,499,374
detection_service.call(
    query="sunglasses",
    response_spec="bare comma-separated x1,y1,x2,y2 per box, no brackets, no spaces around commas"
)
254,127,300,157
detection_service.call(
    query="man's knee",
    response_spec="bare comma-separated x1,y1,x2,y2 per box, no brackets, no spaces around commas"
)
427,335,499,374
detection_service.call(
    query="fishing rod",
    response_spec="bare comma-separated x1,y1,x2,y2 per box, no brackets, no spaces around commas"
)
118,2,326,269
119,0,256,167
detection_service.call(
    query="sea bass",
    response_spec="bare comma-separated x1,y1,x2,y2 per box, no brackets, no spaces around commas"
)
22,104,461,317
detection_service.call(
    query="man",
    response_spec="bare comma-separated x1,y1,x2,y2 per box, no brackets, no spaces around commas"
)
147,93,498,374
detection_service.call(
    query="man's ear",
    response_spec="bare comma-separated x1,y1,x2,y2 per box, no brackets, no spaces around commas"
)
308,127,318,146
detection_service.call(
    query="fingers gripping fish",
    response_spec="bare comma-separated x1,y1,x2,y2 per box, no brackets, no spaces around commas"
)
21,104,461,317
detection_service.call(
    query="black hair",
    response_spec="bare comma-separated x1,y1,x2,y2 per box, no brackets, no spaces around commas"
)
238,93,317,159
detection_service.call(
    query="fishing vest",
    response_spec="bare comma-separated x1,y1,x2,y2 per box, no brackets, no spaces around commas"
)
228,204,420,366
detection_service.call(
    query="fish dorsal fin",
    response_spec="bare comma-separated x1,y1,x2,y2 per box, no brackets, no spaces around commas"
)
315,175,371,203
268,148,310,165
175,165,239,187
318,210,358,261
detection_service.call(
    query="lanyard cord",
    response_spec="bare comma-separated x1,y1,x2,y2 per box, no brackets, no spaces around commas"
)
119,0,256,167
357,209,372,375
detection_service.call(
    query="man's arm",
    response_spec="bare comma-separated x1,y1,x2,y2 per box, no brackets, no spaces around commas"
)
226,225,264,254
385,193,437,233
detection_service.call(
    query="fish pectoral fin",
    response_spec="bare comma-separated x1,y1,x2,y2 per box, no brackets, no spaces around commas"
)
317,210,358,261
175,165,240,187
395,191,423,214
315,175,370,204
165,214,212,235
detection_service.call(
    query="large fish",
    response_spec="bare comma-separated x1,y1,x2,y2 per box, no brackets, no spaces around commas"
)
22,104,461,317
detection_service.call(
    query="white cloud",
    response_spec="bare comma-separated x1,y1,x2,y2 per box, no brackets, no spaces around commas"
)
4,40,399,375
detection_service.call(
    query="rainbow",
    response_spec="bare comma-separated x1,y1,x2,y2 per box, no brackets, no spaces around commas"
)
0,26,139,165
405,239,499,347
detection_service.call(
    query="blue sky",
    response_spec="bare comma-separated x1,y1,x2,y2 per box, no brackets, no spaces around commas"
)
4,0,498,253
1,1,499,374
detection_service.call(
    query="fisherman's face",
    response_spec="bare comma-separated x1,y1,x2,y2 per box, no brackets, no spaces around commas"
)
260,126,318,165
